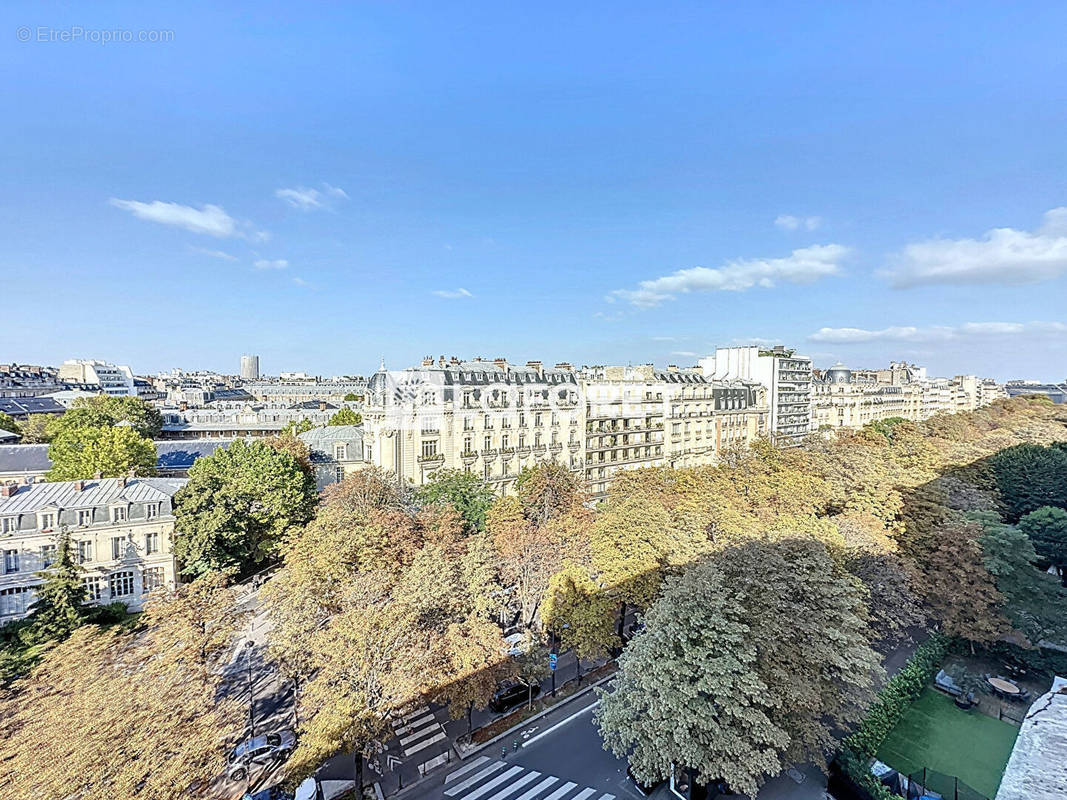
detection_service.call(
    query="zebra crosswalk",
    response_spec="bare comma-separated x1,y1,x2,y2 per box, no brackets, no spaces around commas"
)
443,757,615,800
391,703,448,758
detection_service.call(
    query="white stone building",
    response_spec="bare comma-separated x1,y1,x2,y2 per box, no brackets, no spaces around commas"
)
57,359,136,396
0,476,184,622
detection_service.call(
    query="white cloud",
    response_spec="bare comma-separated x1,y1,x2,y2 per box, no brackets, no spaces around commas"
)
883,207,1067,287
189,246,238,261
651,336,678,342
809,321,1067,343
110,198,268,241
275,183,348,211
432,288,473,299
775,214,822,231
292,277,309,286
610,244,848,307
254,259,289,270
670,351,698,357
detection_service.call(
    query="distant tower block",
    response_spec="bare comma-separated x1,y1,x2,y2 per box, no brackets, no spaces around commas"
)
240,354,260,381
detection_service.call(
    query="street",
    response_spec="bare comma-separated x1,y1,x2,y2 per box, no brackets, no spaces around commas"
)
416,692,641,800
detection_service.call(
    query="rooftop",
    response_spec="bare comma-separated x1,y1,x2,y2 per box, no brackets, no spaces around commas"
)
0,476,186,513
995,677,1067,800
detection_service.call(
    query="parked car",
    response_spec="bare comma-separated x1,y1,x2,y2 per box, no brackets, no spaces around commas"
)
502,632,525,656
227,729,297,782
489,680,541,713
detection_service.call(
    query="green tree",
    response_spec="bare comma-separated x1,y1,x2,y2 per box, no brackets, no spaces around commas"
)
988,443,1067,521
343,392,360,402
282,417,315,436
50,396,163,439
16,414,54,443
328,407,362,426
596,559,788,797
415,469,496,534
542,563,618,659
28,530,86,638
46,425,157,481
514,461,581,524
1019,506,1067,569
173,438,316,577
971,511,1067,641
0,412,18,434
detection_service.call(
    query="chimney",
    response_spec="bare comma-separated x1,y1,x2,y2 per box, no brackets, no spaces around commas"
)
493,357,508,371
0,483,17,498
554,362,573,372
73,480,84,491
667,364,679,373
450,356,461,366
422,356,434,367
526,360,543,376
438,355,446,366
319,400,327,411
93,471,103,480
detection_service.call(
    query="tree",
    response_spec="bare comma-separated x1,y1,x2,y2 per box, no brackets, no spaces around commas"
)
1019,506,1067,569
415,469,496,534
16,414,53,443
543,563,618,659
971,511,1067,642
988,443,1067,521
283,417,315,436
28,530,86,638
264,431,314,474
0,574,244,800
0,412,18,434
343,392,360,402
916,520,1009,649
433,618,516,729
596,559,788,797
328,407,362,426
50,395,163,439
514,461,582,524
46,425,156,481
173,438,317,577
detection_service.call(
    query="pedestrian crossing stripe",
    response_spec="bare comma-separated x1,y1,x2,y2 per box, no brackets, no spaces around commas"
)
443,761,614,800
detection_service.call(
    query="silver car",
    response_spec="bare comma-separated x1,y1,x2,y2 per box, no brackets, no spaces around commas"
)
227,729,297,782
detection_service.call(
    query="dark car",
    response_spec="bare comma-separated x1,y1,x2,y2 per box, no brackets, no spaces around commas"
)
227,729,297,782
489,680,541,713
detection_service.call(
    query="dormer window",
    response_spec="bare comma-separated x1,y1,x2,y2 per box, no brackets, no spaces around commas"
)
110,506,128,524
0,517,17,534
37,512,56,531
77,510,93,527
334,443,348,461
145,503,160,521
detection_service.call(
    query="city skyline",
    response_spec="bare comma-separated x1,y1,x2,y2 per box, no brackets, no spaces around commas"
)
5,2,1067,382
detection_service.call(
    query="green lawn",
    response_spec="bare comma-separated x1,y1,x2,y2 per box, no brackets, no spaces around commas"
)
876,687,1019,799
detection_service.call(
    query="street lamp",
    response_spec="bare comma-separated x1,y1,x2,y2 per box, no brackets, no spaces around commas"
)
245,640,256,738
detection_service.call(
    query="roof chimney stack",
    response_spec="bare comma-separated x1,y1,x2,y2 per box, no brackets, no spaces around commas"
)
73,480,84,491
0,483,17,498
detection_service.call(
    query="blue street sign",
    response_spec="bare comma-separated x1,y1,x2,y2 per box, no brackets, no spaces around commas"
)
548,653,558,671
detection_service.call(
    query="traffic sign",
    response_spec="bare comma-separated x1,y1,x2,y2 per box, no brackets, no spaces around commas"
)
548,653,558,671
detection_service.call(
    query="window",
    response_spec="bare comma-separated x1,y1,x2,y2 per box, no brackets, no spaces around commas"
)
535,413,542,427
501,434,509,449
109,571,135,598
3,550,19,574
484,435,492,451
111,506,128,523
1,517,17,534
38,511,56,530
78,509,93,527
145,503,159,520
534,432,542,447
77,540,93,564
334,465,345,483
518,434,525,448
111,537,125,561
144,532,159,555
463,417,474,431
463,436,472,454
41,544,57,568
83,576,103,602
421,439,438,458
143,566,165,592
483,414,492,429
334,443,348,460
0,587,30,616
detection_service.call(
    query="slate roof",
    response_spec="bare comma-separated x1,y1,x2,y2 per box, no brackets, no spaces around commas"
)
0,397,66,417
0,430,18,443
0,444,51,473
0,477,186,513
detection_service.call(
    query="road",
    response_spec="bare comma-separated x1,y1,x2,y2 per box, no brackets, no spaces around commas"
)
415,692,642,800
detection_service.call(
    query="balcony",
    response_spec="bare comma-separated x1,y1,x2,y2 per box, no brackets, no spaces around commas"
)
417,453,445,464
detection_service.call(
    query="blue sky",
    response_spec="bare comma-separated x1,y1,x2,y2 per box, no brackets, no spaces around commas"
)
4,1,1066,381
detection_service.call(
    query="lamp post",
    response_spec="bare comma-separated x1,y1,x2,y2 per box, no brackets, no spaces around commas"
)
245,640,256,738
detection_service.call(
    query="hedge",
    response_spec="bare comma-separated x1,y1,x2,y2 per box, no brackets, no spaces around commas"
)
836,633,951,799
